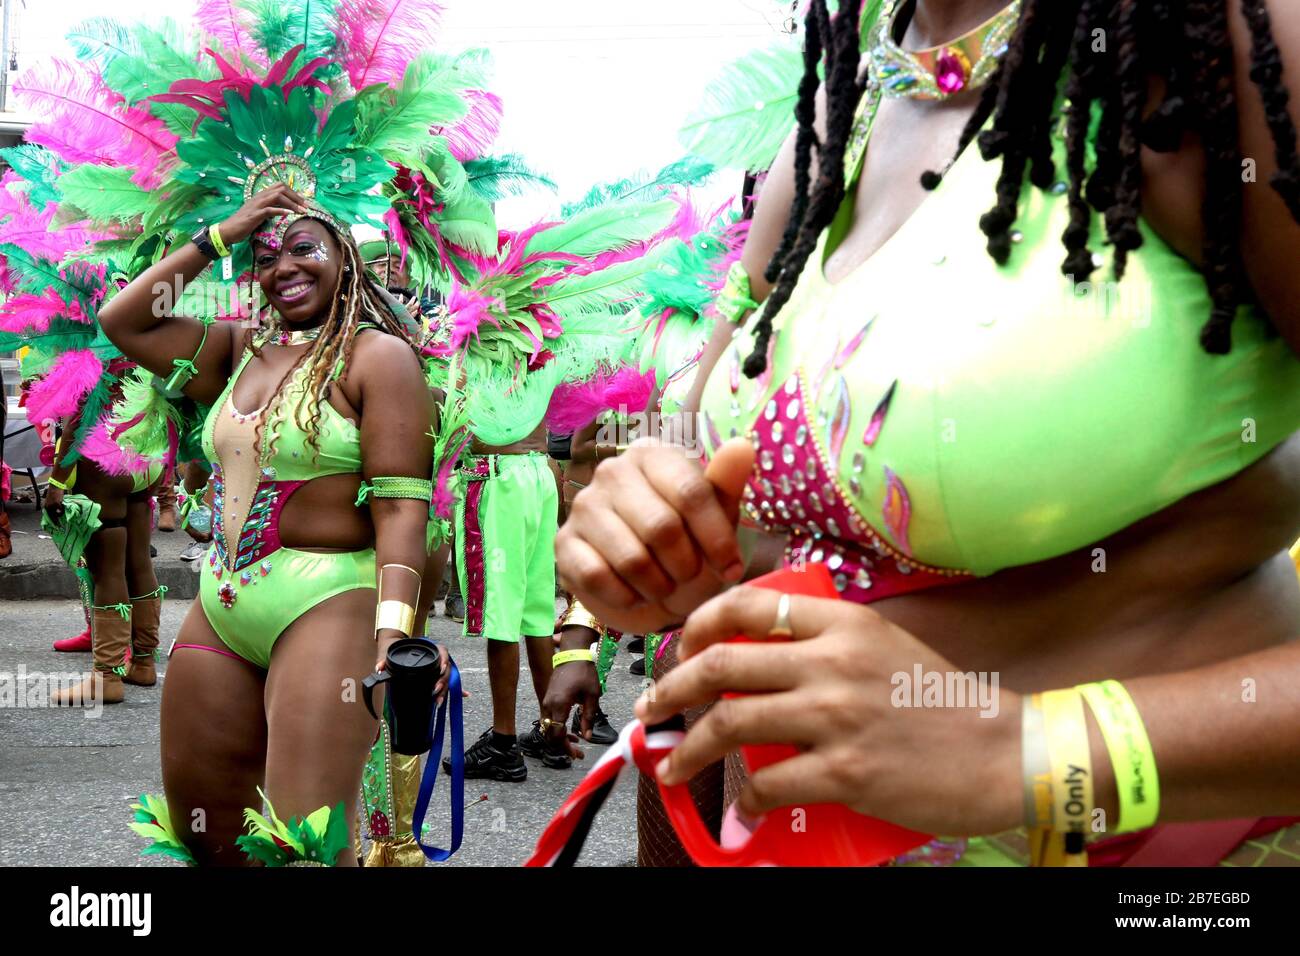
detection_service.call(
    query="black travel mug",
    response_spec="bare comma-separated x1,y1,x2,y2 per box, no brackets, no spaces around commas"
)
363,638,442,755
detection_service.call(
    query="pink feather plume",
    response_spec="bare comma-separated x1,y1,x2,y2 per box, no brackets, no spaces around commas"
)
23,350,103,427
0,288,90,336
545,365,656,434
79,420,153,477
335,0,446,90
443,90,502,161
194,0,268,69
14,60,177,188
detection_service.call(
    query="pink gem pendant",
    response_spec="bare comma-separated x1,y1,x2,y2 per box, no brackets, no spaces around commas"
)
934,47,972,95
218,581,238,608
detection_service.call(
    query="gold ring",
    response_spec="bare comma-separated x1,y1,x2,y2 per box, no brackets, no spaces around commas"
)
769,593,794,638
540,718,558,734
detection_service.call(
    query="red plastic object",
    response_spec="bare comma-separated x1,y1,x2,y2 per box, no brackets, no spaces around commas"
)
656,563,931,866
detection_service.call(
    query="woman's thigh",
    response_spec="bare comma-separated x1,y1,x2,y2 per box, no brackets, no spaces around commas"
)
160,601,268,866
263,587,380,866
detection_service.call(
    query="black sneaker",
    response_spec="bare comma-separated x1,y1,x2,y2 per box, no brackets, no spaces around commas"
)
626,637,645,654
443,728,527,782
629,656,646,676
572,706,618,746
444,592,465,623
518,720,572,769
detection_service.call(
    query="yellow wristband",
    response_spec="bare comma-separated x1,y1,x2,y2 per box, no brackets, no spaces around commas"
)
1041,688,1094,865
48,476,72,491
375,600,416,638
1076,680,1159,834
209,223,231,259
552,649,595,667
1021,693,1054,830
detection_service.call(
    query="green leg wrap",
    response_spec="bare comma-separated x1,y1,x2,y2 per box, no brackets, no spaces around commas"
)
74,559,95,630
595,631,619,694
644,633,665,681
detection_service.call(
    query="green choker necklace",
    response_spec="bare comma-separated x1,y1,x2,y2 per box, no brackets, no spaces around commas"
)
870,0,1021,101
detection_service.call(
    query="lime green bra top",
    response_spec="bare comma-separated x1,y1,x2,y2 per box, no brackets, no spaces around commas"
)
201,341,363,480
699,114,1300,581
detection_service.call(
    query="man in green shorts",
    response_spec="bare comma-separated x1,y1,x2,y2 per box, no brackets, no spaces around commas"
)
443,421,566,781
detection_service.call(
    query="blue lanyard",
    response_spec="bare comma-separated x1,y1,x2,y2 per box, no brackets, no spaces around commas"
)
411,660,465,862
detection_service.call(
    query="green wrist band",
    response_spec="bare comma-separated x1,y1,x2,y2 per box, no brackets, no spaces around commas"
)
1076,680,1160,834
355,477,434,507
715,261,759,325
552,649,595,668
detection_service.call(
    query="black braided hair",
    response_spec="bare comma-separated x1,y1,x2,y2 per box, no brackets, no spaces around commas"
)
743,0,1300,377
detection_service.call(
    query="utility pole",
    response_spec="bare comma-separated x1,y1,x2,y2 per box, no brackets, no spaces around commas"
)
0,0,12,113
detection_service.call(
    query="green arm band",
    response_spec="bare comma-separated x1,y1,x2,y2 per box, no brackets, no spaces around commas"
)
163,316,215,393
355,477,435,507
715,261,759,325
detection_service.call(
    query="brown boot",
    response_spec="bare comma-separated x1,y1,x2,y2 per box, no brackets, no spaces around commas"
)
51,606,131,706
124,594,161,686
157,484,178,532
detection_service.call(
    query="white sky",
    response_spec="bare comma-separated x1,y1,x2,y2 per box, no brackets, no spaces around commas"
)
7,0,793,226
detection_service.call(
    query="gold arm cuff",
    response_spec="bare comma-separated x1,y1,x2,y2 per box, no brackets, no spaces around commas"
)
557,598,604,635
375,600,416,637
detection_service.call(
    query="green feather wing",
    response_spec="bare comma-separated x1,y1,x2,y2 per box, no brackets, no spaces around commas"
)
677,42,803,172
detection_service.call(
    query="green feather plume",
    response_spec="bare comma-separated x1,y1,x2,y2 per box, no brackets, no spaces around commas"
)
242,0,341,67
128,794,196,866
356,52,470,160
235,788,350,867
677,42,803,173
56,165,154,224
560,156,714,218
464,153,557,203
525,198,676,259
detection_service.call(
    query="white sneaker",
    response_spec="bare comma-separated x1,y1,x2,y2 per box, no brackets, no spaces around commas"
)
179,541,207,563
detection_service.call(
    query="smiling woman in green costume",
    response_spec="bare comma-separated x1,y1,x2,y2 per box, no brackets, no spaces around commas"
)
559,0,1300,866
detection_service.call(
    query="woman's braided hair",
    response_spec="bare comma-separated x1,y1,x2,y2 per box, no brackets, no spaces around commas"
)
744,0,1300,376
246,224,422,463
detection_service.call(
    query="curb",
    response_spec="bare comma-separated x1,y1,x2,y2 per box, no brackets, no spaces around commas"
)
0,561,199,601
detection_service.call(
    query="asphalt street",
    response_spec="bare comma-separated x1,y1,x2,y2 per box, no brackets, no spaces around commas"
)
0,595,643,867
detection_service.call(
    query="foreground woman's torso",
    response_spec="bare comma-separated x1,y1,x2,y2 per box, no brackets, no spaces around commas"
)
699,93,1300,686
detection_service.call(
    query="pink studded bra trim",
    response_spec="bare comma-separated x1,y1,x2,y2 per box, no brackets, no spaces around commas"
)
720,369,974,604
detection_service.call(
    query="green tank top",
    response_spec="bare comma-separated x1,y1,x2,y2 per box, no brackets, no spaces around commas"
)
699,102,1300,577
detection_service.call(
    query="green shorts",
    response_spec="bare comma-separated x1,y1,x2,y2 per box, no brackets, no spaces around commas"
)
455,453,558,642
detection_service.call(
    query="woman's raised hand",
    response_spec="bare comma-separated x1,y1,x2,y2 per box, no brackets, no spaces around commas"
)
216,183,312,247
556,437,754,635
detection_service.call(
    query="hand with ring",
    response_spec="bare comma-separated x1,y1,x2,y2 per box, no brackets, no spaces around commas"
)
634,586,1024,837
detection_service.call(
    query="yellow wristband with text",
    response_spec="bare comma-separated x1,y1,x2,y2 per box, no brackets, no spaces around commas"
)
208,223,231,259
552,649,595,668
1077,680,1159,834
1041,688,1094,865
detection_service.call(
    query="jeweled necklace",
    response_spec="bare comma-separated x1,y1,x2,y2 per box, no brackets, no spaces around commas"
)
869,0,1021,100
267,322,324,347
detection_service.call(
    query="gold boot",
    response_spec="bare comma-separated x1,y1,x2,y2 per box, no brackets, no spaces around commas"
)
52,605,131,706
124,592,162,686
